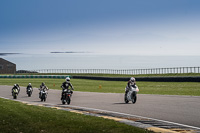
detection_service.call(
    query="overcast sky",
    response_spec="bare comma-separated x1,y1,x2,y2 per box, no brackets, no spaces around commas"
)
0,0,200,55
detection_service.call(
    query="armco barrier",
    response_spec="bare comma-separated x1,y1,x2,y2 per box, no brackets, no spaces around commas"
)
0,75,200,82
136,76,200,82
72,76,200,82
72,76,129,81
0,75,71,79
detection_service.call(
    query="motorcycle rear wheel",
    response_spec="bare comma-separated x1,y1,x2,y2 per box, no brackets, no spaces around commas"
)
67,96,71,105
124,94,129,103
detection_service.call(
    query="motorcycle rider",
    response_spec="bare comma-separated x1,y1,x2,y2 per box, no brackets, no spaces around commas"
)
125,77,137,96
26,83,33,93
12,84,20,94
61,77,74,100
38,82,49,98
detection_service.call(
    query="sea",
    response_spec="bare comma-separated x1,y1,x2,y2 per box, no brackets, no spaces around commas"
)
1,53,200,71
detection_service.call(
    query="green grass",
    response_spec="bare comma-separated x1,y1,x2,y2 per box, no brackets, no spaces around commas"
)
137,82,200,96
0,98,151,133
0,78,200,96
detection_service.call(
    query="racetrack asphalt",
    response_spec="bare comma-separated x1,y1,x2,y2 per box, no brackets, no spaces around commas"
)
0,85,200,128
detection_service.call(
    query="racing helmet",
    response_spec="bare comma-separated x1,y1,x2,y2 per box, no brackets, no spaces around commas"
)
66,77,70,82
130,77,135,82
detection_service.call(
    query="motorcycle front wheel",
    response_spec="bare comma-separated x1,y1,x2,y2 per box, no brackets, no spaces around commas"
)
28,92,31,97
13,93,17,99
13,95,17,99
132,95,137,104
41,95,44,102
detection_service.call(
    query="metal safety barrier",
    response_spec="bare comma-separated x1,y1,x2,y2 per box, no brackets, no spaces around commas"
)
16,67,200,75
0,75,71,79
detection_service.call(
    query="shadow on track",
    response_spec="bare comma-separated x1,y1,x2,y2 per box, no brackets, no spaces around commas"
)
113,103,131,104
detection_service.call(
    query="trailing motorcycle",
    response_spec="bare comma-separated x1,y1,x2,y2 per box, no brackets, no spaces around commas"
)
40,89,47,102
12,88,19,99
27,87,33,97
124,85,139,104
61,89,72,105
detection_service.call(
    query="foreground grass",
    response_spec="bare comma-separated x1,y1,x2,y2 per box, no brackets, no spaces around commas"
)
0,98,151,133
0,78,200,96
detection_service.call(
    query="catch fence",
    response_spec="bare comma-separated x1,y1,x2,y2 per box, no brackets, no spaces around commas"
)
18,67,200,75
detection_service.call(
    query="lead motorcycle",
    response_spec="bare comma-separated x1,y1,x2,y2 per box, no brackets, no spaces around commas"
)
124,85,139,104
12,88,19,99
40,89,47,102
61,88,72,105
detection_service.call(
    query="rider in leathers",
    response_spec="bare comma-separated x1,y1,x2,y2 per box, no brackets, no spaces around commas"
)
12,84,20,94
26,83,33,93
125,77,137,95
38,82,49,98
61,77,74,100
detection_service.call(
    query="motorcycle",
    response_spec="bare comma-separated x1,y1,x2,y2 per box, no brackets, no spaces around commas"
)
61,89,72,105
40,89,47,102
124,85,139,104
12,88,19,99
27,87,33,97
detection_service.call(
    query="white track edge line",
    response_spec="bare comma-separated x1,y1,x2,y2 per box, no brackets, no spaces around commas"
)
65,105,200,130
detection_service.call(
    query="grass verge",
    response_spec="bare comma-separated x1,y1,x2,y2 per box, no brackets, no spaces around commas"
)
0,98,151,133
0,78,200,96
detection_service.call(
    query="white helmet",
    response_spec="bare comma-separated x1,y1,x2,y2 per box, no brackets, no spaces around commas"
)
29,83,31,85
66,77,70,82
130,77,135,82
